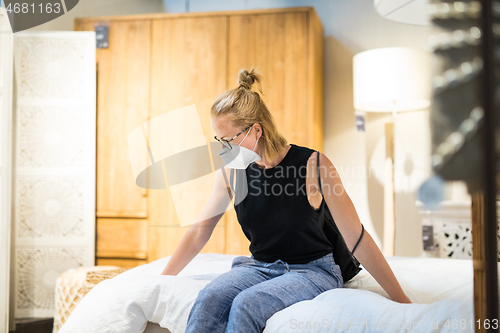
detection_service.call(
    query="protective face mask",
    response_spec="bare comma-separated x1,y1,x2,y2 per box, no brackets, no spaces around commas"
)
218,127,261,169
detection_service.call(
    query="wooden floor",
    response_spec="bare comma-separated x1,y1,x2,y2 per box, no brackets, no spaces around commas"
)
9,317,53,333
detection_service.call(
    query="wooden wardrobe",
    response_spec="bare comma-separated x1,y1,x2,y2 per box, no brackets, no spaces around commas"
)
74,6,324,268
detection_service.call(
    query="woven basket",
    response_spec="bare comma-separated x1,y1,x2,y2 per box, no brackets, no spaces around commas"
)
53,266,130,333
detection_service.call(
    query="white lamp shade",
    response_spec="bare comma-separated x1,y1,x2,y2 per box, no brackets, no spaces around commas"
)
353,47,431,113
375,0,430,26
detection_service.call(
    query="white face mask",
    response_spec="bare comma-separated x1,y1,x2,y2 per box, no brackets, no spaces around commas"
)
218,126,261,169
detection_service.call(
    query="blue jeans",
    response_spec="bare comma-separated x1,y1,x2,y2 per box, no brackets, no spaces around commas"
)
185,252,343,333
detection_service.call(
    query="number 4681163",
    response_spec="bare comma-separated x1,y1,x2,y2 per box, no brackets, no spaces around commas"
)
5,2,62,14
443,319,499,330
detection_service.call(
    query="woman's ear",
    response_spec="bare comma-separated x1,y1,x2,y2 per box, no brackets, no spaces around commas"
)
254,123,262,139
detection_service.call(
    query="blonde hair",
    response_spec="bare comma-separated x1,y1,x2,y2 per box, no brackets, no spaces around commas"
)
210,67,287,162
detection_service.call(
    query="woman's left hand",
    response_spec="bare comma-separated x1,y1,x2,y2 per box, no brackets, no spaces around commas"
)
316,152,414,306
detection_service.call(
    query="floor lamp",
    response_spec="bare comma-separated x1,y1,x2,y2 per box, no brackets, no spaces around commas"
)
353,47,431,256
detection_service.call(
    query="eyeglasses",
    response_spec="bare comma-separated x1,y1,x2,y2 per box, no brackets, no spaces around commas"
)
214,125,252,150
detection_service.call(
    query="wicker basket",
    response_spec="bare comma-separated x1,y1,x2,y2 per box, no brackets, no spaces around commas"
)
53,266,130,333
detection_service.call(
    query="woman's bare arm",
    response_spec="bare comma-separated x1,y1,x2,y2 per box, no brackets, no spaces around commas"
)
313,152,412,304
161,165,233,276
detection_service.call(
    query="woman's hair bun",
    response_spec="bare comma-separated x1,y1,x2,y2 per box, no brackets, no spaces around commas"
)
238,68,254,89
237,67,263,93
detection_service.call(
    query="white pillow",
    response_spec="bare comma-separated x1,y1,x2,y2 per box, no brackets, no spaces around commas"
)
58,254,238,333
264,288,474,333
57,275,203,333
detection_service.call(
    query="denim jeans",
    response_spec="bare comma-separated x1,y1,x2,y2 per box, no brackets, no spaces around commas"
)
185,252,343,333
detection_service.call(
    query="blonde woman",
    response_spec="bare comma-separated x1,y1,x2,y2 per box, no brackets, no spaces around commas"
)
161,68,411,332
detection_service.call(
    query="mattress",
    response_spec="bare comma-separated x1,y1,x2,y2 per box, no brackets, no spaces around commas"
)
58,253,485,333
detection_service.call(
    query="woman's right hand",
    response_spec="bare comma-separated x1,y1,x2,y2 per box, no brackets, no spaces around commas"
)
160,165,232,276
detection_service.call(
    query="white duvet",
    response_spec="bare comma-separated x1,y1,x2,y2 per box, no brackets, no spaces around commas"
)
58,254,482,333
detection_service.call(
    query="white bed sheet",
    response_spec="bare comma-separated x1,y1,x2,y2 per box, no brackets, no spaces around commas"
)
58,254,485,333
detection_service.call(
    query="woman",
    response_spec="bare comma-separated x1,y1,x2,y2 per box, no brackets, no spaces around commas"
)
161,68,412,332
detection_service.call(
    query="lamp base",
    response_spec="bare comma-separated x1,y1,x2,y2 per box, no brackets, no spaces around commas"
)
383,121,396,256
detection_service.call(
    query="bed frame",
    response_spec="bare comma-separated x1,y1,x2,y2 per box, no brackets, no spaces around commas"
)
430,0,500,329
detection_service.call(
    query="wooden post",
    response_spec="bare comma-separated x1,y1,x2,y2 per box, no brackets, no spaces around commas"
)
477,0,499,330
471,191,487,332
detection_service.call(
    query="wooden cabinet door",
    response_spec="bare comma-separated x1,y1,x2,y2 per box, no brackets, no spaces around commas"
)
228,12,310,146
225,12,315,255
148,16,228,261
75,20,151,219
96,218,148,259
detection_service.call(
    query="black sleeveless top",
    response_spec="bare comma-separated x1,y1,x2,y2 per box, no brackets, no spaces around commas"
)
232,143,333,264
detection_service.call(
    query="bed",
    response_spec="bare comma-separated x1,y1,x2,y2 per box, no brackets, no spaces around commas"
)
57,253,482,333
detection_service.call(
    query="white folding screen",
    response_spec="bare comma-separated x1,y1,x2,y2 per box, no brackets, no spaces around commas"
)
12,31,96,318
0,7,14,333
